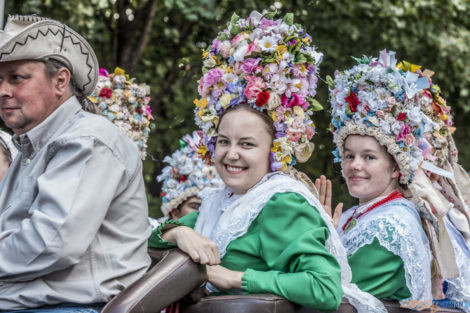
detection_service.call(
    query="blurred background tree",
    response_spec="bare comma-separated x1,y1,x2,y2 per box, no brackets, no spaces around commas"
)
5,0,470,217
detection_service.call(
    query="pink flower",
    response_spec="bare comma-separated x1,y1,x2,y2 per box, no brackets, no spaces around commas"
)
205,68,224,86
198,77,209,97
241,58,261,74
292,65,307,78
281,94,309,110
232,33,244,48
246,42,261,56
376,110,385,119
146,105,154,120
404,134,415,146
396,123,410,141
99,68,109,77
212,39,221,51
305,125,314,140
219,40,231,58
244,76,264,99
287,130,302,143
259,18,276,29
232,62,243,75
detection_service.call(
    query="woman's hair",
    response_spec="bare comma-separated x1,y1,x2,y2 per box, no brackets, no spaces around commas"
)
43,59,97,114
217,104,275,140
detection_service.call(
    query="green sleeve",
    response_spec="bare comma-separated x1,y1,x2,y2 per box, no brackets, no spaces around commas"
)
241,192,343,312
349,237,411,300
148,211,199,249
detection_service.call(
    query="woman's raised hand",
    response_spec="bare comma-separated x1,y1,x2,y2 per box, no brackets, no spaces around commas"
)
163,226,221,265
315,175,343,229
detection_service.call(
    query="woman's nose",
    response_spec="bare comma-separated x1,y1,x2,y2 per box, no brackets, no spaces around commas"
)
226,146,239,160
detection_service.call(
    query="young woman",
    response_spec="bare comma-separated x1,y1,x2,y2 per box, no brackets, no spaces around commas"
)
149,11,385,313
326,49,470,310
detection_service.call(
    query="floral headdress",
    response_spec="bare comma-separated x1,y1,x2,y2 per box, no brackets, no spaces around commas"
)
329,49,454,185
194,11,324,171
89,67,153,160
158,131,224,218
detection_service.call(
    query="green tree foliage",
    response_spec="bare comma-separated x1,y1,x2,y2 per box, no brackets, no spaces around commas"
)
5,0,470,215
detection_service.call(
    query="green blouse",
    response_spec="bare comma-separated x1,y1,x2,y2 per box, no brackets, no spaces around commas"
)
149,192,343,311
348,237,411,300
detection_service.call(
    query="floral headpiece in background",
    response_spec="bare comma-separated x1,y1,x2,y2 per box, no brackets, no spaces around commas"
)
329,49,454,184
89,67,153,160
158,131,224,218
194,11,324,171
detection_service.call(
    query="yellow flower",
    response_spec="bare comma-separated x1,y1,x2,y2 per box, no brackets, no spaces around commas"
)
271,111,278,122
88,96,98,104
282,155,292,165
194,98,208,109
397,61,421,73
198,108,204,117
276,45,287,59
271,141,281,153
202,51,210,59
220,93,232,109
198,145,208,155
302,37,310,45
114,67,125,76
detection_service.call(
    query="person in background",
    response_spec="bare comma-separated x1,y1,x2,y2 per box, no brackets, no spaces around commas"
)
0,15,150,311
0,129,17,180
155,130,224,225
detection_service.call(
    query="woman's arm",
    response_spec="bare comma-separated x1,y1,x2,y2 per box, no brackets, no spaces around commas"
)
242,192,343,311
148,211,220,265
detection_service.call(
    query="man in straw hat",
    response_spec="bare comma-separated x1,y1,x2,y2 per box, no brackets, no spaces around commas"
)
0,15,151,311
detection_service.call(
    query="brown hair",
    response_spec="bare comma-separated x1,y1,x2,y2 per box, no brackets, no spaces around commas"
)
217,104,275,140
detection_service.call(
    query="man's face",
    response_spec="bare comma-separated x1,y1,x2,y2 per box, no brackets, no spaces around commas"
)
0,60,59,135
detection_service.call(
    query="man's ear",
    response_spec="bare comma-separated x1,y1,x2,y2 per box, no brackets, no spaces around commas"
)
53,67,72,98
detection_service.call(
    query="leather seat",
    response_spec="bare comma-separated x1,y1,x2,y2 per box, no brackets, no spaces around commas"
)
102,248,464,313
182,294,299,313
101,248,207,313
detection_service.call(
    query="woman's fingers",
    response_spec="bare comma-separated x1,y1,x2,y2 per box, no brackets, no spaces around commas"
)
333,202,343,228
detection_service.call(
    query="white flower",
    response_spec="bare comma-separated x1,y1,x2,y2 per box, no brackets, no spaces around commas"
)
233,41,249,62
204,57,217,68
258,36,277,52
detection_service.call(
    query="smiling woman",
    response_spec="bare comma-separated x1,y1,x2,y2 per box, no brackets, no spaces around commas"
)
149,10,385,313
326,49,470,310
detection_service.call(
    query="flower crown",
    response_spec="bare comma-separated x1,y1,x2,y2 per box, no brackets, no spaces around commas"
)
194,11,323,171
89,67,153,160
329,49,454,184
158,131,224,217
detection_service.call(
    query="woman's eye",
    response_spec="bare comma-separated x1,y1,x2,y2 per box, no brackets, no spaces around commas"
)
217,139,228,145
241,142,254,147
365,155,375,160
344,154,353,159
